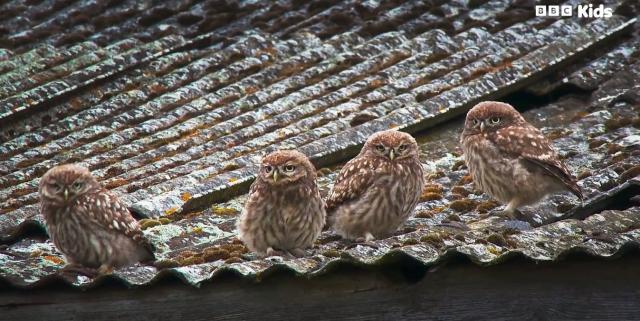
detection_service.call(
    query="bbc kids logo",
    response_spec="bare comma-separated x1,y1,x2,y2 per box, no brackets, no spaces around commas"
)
535,4,613,18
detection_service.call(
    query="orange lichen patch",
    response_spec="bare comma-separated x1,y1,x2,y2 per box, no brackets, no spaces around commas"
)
546,129,569,140
164,207,179,216
322,249,340,258
577,170,592,180
487,246,502,255
181,192,192,202
191,227,204,234
620,166,640,182
486,233,507,247
456,175,473,185
211,207,239,216
605,115,633,131
451,186,471,196
588,138,606,149
159,217,172,224
104,178,129,189
557,202,575,213
451,159,467,171
476,200,501,213
420,231,449,247
180,256,205,265
222,162,241,171
140,219,162,230
316,167,334,177
9,188,32,198
369,77,387,88
414,210,435,218
420,192,442,202
444,214,461,222
453,234,466,241
422,183,444,194
155,259,180,269
609,152,629,164
183,210,205,220
178,250,198,258
402,238,419,246
570,111,590,122
449,199,478,212
225,257,244,264
16,157,45,169
427,170,446,180
203,247,230,261
43,255,65,265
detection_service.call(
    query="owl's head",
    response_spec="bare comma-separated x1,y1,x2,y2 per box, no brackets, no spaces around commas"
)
39,164,100,206
363,129,419,161
463,101,526,137
259,150,316,186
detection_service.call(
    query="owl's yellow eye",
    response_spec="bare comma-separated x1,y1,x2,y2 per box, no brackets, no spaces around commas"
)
72,181,84,190
490,117,501,124
398,144,407,151
284,165,296,172
51,183,62,192
264,165,273,173
375,145,385,152
472,119,480,126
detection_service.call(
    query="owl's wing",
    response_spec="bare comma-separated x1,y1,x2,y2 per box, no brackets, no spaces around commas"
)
325,156,379,211
493,125,583,199
79,190,155,254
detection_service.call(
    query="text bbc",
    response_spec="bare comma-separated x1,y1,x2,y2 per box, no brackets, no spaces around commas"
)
535,4,613,18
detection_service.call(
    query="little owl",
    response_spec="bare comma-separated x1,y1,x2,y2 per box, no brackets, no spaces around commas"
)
461,101,583,218
39,164,154,275
326,129,425,242
237,150,326,257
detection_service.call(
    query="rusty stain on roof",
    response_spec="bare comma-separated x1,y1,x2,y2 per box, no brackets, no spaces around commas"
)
0,0,639,288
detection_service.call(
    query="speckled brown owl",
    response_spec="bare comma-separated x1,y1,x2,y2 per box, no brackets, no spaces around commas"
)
39,164,154,274
237,150,326,257
326,130,425,241
461,101,583,218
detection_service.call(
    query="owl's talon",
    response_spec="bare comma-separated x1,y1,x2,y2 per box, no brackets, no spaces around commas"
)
265,247,286,257
344,236,379,250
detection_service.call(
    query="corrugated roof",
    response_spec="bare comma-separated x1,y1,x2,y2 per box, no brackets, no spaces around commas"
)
0,0,639,288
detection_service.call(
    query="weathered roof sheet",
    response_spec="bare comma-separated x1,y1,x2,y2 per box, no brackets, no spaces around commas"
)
0,0,639,289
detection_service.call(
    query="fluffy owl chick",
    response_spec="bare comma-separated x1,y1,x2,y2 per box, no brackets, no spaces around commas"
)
461,101,583,218
326,130,425,242
237,150,326,257
39,164,154,274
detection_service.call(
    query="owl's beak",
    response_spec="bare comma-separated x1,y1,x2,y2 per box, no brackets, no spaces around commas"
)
273,170,279,183
389,149,395,161
480,121,486,132
63,188,69,201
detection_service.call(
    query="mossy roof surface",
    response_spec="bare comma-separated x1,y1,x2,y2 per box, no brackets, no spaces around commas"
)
0,0,639,288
